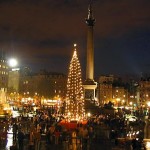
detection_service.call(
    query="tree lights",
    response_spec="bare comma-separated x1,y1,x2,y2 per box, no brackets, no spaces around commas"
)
65,44,85,121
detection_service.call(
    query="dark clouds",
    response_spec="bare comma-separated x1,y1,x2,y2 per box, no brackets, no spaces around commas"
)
0,0,150,77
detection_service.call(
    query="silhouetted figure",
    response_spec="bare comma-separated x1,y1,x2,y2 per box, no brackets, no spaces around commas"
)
13,122,18,141
132,138,137,150
17,129,25,150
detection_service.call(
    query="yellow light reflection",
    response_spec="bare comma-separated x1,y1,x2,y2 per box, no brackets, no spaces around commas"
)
146,141,150,149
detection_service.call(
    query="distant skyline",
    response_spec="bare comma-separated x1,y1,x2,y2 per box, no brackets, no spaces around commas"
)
0,0,150,78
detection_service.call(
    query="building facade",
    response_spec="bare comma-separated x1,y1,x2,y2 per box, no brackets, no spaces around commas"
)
19,69,67,100
0,57,8,91
8,68,20,93
139,77,150,107
98,75,129,107
99,75,114,105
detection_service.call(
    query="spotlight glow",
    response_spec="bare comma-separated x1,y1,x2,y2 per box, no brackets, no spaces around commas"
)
8,58,18,67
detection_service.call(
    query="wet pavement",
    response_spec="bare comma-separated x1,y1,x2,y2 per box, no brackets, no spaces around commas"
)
0,124,113,150
0,125,13,150
0,136,113,150
1,129,150,150
0,117,113,150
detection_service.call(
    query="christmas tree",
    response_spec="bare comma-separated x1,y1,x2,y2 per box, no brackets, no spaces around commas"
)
65,44,85,121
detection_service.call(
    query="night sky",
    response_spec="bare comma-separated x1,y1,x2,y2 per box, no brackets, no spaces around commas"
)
0,0,150,78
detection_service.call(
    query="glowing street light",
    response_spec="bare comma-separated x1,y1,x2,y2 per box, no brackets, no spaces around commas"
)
129,102,133,106
147,101,150,107
122,99,125,103
87,112,91,117
8,58,18,67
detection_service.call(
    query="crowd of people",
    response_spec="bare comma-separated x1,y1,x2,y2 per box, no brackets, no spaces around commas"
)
0,107,148,150
1,109,98,150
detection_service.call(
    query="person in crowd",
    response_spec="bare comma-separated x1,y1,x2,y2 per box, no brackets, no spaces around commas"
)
29,127,35,150
54,129,60,145
49,125,55,144
61,127,68,142
72,129,77,150
17,129,25,150
37,123,41,133
88,126,94,144
82,126,89,150
13,122,18,141
132,138,138,150
34,129,41,150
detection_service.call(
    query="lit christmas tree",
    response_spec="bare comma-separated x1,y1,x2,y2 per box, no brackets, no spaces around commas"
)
65,44,85,121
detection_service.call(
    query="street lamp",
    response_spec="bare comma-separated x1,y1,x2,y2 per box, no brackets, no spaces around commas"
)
129,102,133,106
8,58,18,68
87,112,91,117
147,101,150,107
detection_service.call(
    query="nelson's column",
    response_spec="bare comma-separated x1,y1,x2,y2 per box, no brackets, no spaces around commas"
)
83,3,97,102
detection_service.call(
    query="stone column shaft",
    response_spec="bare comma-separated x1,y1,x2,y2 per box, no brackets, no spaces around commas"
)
86,26,94,80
